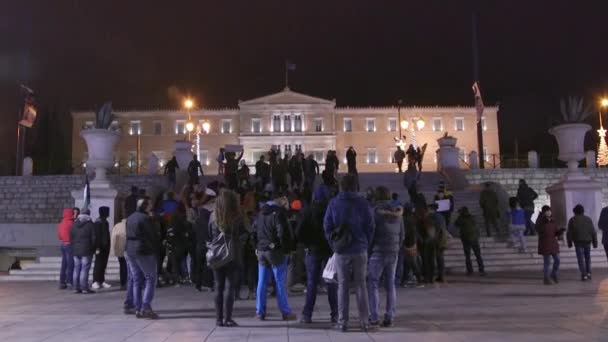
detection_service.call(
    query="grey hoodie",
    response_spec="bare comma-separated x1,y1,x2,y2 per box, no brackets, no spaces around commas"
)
370,201,405,255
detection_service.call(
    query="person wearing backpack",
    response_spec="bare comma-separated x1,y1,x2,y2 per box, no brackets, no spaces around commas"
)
324,174,375,333
252,194,297,321
296,189,338,324
208,189,245,327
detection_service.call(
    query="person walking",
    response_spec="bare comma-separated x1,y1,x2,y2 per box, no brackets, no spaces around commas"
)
296,189,338,324
58,208,75,290
479,182,499,237
92,206,112,290
187,154,204,186
598,205,608,262
126,198,160,319
209,189,245,327
111,217,128,291
367,186,404,328
567,204,598,281
70,208,97,294
324,174,375,332
508,197,527,253
346,146,357,174
252,194,297,321
516,179,538,236
394,146,406,173
536,206,563,285
164,156,179,190
454,207,485,276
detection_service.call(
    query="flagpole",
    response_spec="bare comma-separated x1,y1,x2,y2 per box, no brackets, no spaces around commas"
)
15,124,21,176
285,60,289,88
472,10,485,169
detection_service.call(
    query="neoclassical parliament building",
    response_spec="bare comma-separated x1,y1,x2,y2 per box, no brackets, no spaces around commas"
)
71,87,500,174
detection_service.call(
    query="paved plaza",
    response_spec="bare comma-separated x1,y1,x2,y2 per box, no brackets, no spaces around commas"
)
1,270,608,341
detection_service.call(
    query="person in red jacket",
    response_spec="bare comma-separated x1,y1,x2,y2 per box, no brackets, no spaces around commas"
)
58,208,75,290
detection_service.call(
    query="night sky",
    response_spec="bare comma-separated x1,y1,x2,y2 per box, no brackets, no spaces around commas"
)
2,1,608,174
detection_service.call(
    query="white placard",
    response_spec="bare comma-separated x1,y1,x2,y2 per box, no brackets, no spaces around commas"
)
436,199,451,212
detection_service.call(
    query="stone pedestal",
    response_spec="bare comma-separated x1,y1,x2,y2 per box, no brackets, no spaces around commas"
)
528,151,539,168
436,136,460,171
546,171,603,229
22,157,33,176
72,186,118,227
469,151,479,169
586,150,597,168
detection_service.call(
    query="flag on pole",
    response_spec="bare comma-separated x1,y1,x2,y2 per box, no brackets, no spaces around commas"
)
83,174,91,210
19,85,37,128
472,82,484,123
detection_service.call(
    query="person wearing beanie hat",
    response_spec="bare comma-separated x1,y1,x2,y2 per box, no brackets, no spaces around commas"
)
567,204,598,281
92,206,112,290
70,208,97,294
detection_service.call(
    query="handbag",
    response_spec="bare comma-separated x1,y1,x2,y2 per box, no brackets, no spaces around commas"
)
322,254,338,284
206,232,235,270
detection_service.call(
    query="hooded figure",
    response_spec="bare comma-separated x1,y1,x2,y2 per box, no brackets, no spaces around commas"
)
70,209,96,293
58,208,75,289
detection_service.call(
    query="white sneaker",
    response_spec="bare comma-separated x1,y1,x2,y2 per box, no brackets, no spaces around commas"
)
91,282,101,290
102,282,112,289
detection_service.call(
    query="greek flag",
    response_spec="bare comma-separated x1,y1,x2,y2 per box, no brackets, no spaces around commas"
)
83,174,91,210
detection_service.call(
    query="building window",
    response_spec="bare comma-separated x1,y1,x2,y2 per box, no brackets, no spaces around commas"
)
175,120,186,135
366,118,376,132
455,117,465,131
458,148,467,162
200,150,209,166
388,118,397,132
251,119,261,133
221,119,232,134
343,118,352,132
313,150,324,163
284,115,291,132
481,116,487,131
273,115,281,132
432,118,443,132
153,121,162,136
314,118,323,132
483,146,490,162
129,121,141,135
294,115,302,132
128,151,137,168
367,148,377,164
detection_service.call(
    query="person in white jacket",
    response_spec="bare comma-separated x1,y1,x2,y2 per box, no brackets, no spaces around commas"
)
111,218,133,313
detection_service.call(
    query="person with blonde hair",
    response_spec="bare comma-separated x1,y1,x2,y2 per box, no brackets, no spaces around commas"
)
209,189,245,327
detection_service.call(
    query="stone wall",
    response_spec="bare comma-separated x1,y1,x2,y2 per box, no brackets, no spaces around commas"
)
466,168,608,211
0,175,166,223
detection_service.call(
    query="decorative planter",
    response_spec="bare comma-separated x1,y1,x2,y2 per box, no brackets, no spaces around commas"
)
436,136,459,170
81,129,120,186
437,136,457,148
549,123,591,171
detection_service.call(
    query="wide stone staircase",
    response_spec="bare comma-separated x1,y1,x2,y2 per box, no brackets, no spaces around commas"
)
1,171,606,281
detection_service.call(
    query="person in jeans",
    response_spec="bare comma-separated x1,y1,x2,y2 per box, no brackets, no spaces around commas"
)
111,217,128,290
252,194,297,321
58,208,75,290
536,205,563,285
208,189,245,327
296,189,338,324
367,186,404,328
567,204,598,281
508,197,527,253
479,182,499,237
400,204,424,287
428,203,448,283
454,207,486,276
92,206,112,290
126,198,160,319
598,205,608,262
324,174,375,332
70,208,96,294
516,179,538,236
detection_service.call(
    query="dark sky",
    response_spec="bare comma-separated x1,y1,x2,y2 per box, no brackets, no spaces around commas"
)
2,1,608,174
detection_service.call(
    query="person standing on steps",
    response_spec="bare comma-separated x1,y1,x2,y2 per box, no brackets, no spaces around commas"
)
216,148,225,176
516,179,538,236
324,174,375,333
428,203,448,283
597,205,608,262
479,182,499,237
567,204,598,282
70,208,97,294
536,205,563,285
454,206,486,276
346,146,357,174
92,206,112,290
255,155,270,189
394,146,406,173
164,156,179,190
508,197,527,253
187,154,204,186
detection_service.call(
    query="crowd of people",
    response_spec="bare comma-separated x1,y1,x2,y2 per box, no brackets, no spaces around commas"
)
55,147,608,331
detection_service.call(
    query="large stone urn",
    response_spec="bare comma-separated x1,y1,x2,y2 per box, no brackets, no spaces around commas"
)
71,129,120,225
546,123,601,229
436,135,460,171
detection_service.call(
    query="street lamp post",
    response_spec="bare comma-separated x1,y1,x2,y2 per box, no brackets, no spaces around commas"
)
400,117,425,148
597,98,608,167
184,98,194,141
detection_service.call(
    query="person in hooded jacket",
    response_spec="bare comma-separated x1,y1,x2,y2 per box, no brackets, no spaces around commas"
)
58,208,75,290
92,206,112,290
536,205,563,285
193,189,216,291
567,204,598,281
296,189,338,324
70,208,97,294
367,186,404,328
252,193,297,321
598,205,608,262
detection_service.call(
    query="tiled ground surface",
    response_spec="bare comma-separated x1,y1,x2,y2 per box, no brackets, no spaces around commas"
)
1,270,608,341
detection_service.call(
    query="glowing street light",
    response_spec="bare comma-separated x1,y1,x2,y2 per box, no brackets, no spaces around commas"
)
183,98,194,110
400,120,409,130
601,98,608,108
201,121,211,134
416,118,426,130
186,121,195,133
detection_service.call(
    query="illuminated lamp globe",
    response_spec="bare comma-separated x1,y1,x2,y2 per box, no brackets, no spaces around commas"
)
184,98,194,110
201,121,211,133
416,118,425,130
400,120,409,130
186,121,195,133
601,98,608,108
